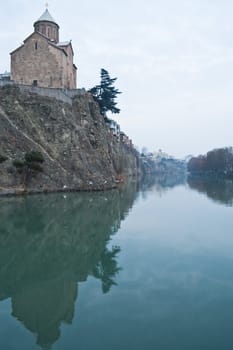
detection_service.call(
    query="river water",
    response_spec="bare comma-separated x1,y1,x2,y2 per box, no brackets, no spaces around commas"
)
0,176,233,350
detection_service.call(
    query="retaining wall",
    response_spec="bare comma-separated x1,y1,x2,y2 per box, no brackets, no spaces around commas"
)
0,81,86,105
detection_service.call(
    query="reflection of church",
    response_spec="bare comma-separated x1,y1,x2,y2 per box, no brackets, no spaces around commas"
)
0,182,138,349
12,279,77,349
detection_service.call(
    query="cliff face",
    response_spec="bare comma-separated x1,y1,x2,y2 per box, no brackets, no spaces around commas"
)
0,86,138,194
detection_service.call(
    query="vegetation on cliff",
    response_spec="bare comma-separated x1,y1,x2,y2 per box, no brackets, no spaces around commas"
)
0,154,8,163
13,151,44,186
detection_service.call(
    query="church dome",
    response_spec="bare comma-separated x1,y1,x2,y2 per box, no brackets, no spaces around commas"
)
35,9,57,24
34,9,59,43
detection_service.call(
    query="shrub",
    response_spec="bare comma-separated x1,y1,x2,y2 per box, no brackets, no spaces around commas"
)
27,162,43,172
12,159,25,168
25,151,44,164
12,150,45,185
0,154,8,163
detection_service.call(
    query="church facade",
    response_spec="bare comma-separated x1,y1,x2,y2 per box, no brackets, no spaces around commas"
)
10,9,77,89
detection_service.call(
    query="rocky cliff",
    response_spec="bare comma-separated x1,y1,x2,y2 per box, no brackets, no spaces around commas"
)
0,85,139,195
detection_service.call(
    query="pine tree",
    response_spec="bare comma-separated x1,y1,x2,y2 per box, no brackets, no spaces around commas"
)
90,69,121,116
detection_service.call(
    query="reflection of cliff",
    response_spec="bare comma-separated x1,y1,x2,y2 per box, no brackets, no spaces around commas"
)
0,182,138,349
187,176,233,206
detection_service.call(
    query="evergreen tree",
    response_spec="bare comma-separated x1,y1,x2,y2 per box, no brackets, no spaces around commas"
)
90,69,121,116
13,151,44,186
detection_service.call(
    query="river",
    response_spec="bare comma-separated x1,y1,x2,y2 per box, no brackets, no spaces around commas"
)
0,176,233,349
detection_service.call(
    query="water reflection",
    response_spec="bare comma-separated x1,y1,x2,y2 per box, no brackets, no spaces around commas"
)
139,172,186,199
0,182,138,349
187,176,233,206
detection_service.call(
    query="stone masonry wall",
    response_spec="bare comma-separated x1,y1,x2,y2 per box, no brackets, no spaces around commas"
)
11,32,76,89
0,81,85,104
57,44,76,89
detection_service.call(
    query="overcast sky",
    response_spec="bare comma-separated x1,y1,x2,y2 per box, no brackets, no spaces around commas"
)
1,0,233,158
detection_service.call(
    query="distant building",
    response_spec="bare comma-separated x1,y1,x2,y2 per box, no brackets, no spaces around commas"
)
0,71,11,81
105,118,120,138
151,150,173,161
10,8,77,89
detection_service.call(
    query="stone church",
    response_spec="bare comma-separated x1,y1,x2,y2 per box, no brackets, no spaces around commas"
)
10,8,77,89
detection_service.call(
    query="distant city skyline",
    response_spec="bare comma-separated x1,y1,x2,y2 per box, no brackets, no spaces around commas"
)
1,0,233,158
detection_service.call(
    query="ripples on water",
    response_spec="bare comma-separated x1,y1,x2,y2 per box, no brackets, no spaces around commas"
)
0,175,233,350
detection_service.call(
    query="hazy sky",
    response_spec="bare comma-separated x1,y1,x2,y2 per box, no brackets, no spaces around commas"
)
1,0,233,158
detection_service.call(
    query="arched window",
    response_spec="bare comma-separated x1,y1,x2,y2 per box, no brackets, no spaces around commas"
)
35,41,38,50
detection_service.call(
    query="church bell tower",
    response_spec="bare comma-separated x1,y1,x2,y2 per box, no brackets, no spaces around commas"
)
33,8,59,43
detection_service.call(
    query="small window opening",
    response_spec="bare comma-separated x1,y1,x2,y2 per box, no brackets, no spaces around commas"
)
33,80,38,87
35,41,38,50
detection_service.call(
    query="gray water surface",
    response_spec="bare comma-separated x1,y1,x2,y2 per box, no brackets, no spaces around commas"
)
0,177,233,349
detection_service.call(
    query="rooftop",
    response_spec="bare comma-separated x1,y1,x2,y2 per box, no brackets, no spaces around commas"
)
34,9,57,25
57,41,70,46
0,72,10,80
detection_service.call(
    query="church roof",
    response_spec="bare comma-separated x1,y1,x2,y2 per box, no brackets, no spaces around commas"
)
57,41,70,46
35,9,57,25
10,31,67,56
